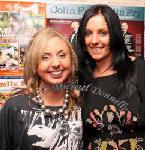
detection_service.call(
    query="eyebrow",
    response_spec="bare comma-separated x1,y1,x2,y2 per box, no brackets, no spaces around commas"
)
85,27,108,31
42,52,50,55
42,50,65,55
57,50,65,54
85,28,109,32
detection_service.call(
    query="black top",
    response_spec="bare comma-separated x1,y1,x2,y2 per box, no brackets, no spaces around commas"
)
0,94,83,150
82,57,145,149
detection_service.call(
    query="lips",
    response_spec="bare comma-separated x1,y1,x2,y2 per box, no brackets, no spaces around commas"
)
90,47,103,51
49,70,63,78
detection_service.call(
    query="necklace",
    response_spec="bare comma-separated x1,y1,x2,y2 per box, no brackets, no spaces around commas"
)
31,89,69,117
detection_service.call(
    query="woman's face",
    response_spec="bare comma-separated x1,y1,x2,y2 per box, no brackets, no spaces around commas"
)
84,14,112,63
37,37,72,85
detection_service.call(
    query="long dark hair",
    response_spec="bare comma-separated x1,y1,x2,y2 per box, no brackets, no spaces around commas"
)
76,4,136,98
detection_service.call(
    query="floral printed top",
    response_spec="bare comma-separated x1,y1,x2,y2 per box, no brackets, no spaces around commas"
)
82,57,145,150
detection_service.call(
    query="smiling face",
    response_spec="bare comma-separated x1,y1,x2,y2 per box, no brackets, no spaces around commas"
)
37,36,72,86
85,14,112,63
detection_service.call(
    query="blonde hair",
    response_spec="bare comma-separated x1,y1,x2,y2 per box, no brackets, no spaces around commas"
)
24,28,78,110
24,28,78,104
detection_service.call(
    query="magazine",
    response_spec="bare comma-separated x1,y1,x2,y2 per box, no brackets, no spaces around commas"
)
0,1,45,104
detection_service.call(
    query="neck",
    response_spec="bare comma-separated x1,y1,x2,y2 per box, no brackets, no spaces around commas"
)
39,83,65,106
93,56,116,77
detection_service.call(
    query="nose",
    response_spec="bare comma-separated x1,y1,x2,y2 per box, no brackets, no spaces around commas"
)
91,33,99,44
50,57,60,68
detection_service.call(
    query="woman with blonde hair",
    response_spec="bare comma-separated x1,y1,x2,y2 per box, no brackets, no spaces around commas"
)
0,28,82,150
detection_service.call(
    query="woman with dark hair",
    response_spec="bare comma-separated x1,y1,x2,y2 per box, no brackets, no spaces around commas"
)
76,4,145,149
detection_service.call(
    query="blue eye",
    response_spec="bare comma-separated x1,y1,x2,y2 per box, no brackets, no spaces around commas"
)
101,31,108,37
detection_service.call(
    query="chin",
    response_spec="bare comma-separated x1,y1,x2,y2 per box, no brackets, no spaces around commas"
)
44,73,70,85
93,58,102,62
93,56,106,62
49,78,66,85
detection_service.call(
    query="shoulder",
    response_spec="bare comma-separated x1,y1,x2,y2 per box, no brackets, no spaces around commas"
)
133,56,145,100
134,56,145,64
134,57,145,122
134,56,145,72
2,94,29,110
133,56,145,83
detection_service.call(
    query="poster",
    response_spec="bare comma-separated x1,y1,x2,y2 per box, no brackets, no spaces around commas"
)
0,76,24,109
114,6,144,57
0,1,46,105
46,4,91,39
46,3,144,57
